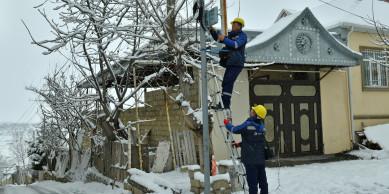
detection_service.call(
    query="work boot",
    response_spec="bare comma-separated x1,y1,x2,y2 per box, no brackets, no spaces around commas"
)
225,109,232,120
211,102,222,110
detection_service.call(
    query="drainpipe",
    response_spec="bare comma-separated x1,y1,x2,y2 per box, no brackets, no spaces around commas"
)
346,26,355,146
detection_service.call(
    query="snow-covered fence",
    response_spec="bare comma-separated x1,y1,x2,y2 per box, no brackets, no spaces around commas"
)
172,130,198,166
93,141,149,182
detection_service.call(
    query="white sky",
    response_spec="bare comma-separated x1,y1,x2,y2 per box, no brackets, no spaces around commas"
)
0,0,65,123
0,0,324,123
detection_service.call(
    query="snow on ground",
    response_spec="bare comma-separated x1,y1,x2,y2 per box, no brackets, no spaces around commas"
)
2,123,388,193
263,153,389,194
155,170,192,193
0,180,130,194
349,122,389,160
363,123,389,150
3,151,388,194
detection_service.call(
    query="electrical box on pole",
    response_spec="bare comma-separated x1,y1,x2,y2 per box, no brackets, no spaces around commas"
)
205,7,218,26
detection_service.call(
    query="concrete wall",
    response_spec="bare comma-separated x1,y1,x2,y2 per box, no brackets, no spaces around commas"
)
348,31,389,133
320,68,353,153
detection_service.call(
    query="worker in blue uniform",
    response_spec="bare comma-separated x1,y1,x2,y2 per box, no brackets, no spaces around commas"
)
224,105,269,194
209,18,247,112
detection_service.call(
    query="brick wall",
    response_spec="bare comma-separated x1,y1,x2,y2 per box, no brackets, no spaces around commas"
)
120,79,200,148
83,70,202,175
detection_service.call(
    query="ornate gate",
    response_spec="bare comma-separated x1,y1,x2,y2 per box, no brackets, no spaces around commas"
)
249,80,323,157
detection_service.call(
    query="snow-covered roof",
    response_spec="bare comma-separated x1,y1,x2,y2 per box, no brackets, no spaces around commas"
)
246,11,301,48
274,9,298,23
310,0,389,31
245,7,363,67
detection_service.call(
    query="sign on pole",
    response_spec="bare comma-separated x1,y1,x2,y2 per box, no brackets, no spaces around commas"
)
205,7,218,26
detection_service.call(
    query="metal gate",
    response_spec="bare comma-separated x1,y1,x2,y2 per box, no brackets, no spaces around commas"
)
249,80,323,157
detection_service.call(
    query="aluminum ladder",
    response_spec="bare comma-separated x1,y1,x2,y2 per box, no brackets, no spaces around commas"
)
207,62,248,193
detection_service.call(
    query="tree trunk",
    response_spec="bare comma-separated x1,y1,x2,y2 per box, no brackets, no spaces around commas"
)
196,129,213,175
99,119,117,141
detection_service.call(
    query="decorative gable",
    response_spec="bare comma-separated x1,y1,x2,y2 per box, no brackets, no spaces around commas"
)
245,8,363,67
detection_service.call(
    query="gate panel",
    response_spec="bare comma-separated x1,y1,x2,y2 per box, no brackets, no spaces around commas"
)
249,80,322,157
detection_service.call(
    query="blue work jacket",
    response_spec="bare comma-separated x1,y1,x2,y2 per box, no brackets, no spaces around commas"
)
210,29,247,67
225,117,266,165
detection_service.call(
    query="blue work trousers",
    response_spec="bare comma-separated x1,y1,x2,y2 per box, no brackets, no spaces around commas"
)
222,66,243,109
244,163,268,194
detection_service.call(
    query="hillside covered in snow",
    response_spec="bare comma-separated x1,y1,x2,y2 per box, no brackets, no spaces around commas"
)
0,122,35,166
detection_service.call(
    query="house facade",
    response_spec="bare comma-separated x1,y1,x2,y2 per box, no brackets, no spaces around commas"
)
212,0,389,160
85,1,388,171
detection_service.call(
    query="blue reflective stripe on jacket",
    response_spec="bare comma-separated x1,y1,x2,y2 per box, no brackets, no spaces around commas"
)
225,117,264,134
223,30,247,49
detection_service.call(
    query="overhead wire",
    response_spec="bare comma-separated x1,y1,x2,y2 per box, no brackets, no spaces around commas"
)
318,0,389,29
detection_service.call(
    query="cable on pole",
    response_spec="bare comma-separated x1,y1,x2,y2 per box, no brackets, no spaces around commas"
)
193,0,206,30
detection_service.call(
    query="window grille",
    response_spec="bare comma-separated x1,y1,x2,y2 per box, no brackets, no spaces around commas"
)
362,49,388,88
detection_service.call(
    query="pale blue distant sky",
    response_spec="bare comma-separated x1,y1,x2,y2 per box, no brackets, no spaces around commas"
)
0,0,324,123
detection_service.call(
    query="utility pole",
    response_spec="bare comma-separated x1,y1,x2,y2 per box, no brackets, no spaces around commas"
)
199,0,210,193
220,0,228,35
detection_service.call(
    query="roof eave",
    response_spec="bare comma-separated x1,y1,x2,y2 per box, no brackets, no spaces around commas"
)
326,22,389,34
245,57,361,67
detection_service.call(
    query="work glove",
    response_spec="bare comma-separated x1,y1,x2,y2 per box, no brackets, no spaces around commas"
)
224,119,230,125
232,142,240,148
209,26,215,31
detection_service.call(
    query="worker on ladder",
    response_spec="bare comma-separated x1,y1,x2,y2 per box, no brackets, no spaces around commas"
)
224,105,269,194
209,18,247,116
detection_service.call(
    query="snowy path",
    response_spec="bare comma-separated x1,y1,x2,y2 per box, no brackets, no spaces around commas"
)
264,158,389,194
0,181,130,194
1,183,71,194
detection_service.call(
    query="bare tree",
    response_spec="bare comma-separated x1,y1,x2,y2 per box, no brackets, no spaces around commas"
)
23,0,172,141
27,66,99,180
9,131,30,184
364,2,389,85
9,132,29,170
0,154,12,181
25,0,222,173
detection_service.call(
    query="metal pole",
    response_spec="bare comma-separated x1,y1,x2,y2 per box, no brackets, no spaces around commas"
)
347,27,356,145
200,0,210,193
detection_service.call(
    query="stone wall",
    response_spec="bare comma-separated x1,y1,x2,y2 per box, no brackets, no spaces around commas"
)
184,165,233,194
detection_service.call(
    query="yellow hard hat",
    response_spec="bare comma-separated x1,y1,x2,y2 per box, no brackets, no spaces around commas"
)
252,105,267,119
230,18,245,27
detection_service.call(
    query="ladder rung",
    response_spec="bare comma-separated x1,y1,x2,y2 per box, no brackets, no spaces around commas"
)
208,81,248,186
